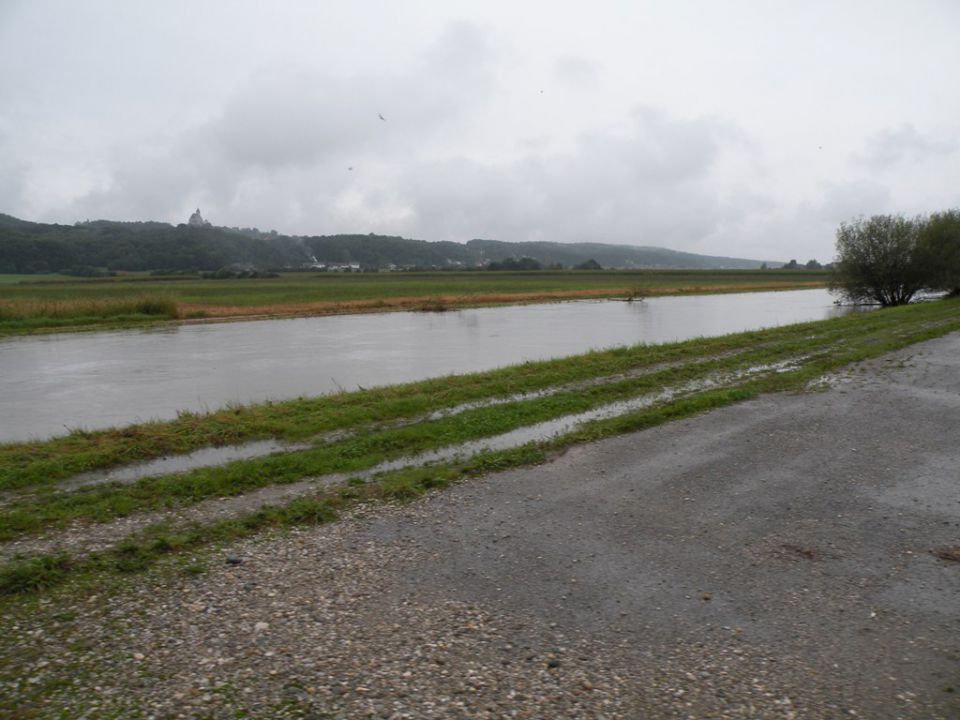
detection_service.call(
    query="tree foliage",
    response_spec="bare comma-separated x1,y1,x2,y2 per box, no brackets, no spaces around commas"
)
830,214,931,306
917,210,960,296
0,213,779,274
486,256,542,271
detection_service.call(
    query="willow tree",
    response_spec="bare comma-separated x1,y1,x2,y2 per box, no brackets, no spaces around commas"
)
830,214,928,306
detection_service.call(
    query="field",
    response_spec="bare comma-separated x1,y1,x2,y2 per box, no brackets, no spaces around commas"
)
0,269,828,335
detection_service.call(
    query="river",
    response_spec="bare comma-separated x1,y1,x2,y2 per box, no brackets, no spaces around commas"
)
0,288,857,442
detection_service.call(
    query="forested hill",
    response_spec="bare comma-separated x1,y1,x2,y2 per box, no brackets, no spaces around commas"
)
465,239,765,270
0,214,772,272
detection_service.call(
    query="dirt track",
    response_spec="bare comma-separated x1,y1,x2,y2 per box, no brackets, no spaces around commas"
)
7,333,960,718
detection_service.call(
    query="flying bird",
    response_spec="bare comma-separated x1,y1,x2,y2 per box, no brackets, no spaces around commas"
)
378,113,386,121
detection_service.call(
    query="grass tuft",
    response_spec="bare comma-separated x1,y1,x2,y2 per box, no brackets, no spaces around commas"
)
0,554,72,594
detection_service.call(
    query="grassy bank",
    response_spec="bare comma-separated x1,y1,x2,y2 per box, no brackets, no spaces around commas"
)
0,295,178,332
0,269,827,335
0,296,957,597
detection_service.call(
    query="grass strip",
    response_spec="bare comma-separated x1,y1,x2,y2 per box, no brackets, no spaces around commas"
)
0,445,548,596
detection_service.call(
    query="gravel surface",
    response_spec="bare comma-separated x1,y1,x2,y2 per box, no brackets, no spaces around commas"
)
3,333,959,719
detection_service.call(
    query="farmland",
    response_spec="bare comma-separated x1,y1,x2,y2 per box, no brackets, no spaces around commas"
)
0,268,828,335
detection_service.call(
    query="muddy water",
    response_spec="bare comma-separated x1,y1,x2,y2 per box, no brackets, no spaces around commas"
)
0,289,856,442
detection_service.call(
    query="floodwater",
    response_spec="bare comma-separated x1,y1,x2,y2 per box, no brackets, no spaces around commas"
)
56,356,800,491
0,289,857,443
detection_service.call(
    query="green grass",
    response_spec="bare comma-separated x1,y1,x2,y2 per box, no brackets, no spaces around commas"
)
0,296,957,595
0,269,828,335
0,273,73,285
0,269,828,303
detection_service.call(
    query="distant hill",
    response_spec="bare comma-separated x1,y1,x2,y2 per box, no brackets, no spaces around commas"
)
465,239,766,270
0,213,776,273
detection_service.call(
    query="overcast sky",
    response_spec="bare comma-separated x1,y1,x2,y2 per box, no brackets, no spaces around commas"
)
1,0,958,261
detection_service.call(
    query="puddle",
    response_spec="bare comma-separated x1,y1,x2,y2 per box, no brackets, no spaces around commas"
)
366,361,799,478
52,355,802,493
60,439,313,490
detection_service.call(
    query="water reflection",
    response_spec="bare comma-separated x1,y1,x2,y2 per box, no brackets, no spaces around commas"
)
0,289,860,442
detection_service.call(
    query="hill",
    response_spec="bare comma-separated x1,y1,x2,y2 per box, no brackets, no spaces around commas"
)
0,213,776,273
465,239,765,270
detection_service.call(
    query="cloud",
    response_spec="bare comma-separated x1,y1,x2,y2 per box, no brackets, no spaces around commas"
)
808,179,893,224
64,21,502,225
194,21,498,172
553,55,603,89
854,123,956,171
65,93,779,257
386,106,740,247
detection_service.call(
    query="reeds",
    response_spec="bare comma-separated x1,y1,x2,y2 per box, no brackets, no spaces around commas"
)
0,296,178,321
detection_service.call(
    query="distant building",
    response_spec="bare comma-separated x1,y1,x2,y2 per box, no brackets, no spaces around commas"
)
188,208,211,227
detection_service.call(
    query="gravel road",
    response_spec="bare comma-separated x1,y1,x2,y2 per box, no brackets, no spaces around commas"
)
5,333,959,719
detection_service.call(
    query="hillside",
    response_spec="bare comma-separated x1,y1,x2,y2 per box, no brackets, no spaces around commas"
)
465,239,765,270
0,213,775,273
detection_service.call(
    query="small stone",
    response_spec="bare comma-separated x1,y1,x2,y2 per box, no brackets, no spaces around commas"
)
254,622,270,633
547,659,561,669
225,555,243,566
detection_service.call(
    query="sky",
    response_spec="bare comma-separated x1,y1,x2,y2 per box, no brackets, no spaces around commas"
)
1,1,958,262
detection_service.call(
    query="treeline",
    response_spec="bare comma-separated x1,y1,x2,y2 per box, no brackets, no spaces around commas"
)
0,213,776,274
465,239,766,270
831,210,960,306
302,234,473,268
0,215,309,274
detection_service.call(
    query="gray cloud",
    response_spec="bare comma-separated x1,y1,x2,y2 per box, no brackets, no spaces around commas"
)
391,107,735,246
553,55,603,89
65,21,501,226
854,124,956,171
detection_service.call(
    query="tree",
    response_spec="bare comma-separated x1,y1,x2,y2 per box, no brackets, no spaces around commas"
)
917,209,960,296
575,258,602,270
830,214,928,306
804,259,822,270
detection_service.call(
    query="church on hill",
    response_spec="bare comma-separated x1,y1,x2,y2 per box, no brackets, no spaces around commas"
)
187,208,211,228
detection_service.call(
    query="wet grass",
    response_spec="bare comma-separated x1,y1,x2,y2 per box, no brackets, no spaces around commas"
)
0,269,827,335
0,296,957,595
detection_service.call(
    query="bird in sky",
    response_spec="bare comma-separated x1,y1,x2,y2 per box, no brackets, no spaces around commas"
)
378,113,386,121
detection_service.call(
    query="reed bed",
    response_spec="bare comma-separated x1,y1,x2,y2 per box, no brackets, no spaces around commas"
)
0,295,178,322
